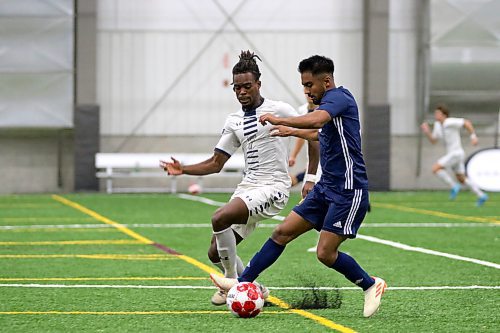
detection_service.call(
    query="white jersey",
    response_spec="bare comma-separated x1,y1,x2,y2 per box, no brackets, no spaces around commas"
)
215,98,298,191
432,117,465,153
297,103,309,116
297,103,322,180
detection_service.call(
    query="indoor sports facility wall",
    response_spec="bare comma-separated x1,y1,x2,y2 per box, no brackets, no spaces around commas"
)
0,0,75,193
0,0,74,128
0,0,499,193
96,0,364,137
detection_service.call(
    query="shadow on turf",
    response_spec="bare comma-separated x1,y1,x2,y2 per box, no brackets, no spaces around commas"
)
265,280,342,310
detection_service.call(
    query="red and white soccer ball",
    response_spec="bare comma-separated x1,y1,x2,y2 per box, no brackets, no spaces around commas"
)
187,183,202,195
226,282,264,318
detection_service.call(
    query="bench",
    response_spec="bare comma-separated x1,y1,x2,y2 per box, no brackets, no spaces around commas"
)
95,153,245,194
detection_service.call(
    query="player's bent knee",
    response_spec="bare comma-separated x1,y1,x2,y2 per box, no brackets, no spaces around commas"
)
316,248,337,267
271,225,295,246
432,164,443,173
211,210,231,231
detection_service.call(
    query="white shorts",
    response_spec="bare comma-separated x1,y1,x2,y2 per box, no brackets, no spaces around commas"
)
230,185,289,239
438,150,465,174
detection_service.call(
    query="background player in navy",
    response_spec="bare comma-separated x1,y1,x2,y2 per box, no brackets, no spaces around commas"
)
211,55,387,318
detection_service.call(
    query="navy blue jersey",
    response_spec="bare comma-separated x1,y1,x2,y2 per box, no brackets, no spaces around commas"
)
317,87,368,190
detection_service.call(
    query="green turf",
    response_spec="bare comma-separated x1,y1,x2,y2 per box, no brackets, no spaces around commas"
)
0,191,498,332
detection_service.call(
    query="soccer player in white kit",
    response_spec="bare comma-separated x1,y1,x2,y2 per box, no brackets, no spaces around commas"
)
160,51,298,305
420,104,488,206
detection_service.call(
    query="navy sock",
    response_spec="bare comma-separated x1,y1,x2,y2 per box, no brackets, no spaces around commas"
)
238,238,285,282
331,252,375,291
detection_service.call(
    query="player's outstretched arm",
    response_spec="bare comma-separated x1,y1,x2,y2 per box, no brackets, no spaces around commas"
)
302,139,319,198
260,110,331,129
160,151,229,176
463,119,478,145
270,126,319,141
420,122,437,144
160,157,183,175
289,138,305,167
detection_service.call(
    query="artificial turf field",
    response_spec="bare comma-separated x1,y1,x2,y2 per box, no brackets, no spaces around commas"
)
0,191,498,332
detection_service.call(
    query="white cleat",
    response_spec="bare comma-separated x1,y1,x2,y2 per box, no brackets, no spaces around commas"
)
209,273,238,292
209,274,270,300
210,288,227,306
363,277,387,318
253,281,270,300
307,246,317,253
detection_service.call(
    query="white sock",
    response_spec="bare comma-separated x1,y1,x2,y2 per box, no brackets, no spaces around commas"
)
436,170,456,188
214,256,244,277
213,261,224,273
236,256,245,276
464,178,484,197
216,257,244,276
214,228,238,278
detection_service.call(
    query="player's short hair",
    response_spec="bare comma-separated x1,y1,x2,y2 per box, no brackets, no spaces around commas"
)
298,55,334,76
435,104,449,117
232,50,262,81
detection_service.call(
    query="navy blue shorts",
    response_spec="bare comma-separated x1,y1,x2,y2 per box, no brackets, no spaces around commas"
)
295,171,305,183
293,185,369,238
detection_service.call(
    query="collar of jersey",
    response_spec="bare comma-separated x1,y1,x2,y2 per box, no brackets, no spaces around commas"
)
242,97,265,116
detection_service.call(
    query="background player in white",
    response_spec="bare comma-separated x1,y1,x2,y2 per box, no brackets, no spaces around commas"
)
160,50,298,305
421,104,488,206
289,91,320,197
289,91,322,252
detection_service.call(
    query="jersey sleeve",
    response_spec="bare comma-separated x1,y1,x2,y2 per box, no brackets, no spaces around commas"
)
446,118,465,129
277,102,299,118
432,122,442,139
297,103,308,116
319,96,347,118
214,118,240,157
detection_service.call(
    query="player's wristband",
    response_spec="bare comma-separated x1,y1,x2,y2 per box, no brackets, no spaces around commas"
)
470,133,477,140
304,174,316,183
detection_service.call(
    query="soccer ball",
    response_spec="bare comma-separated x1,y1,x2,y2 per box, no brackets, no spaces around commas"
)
226,282,264,318
187,183,202,194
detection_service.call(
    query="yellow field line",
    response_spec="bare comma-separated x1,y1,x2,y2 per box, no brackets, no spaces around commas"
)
0,310,292,315
0,203,59,208
372,202,500,224
0,217,94,223
177,254,220,275
0,254,174,258
3,228,117,233
52,195,357,333
291,309,356,332
0,240,142,246
267,296,356,332
0,277,208,282
0,254,177,260
177,255,356,332
52,195,153,244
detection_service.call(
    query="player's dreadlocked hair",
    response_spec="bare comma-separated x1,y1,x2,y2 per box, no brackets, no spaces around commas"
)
232,50,262,80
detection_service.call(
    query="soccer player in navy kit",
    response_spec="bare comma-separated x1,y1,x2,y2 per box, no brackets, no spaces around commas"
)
211,55,386,317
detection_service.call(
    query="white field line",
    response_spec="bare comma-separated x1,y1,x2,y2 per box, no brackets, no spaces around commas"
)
357,234,500,269
177,193,225,207
0,283,498,291
1,222,497,231
178,194,500,270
